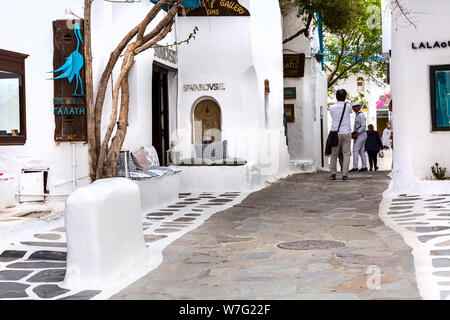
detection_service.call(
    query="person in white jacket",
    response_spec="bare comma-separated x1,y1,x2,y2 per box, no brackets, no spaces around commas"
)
382,123,391,149
349,102,368,172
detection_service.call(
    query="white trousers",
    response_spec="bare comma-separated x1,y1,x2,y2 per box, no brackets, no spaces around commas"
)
353,135,367,169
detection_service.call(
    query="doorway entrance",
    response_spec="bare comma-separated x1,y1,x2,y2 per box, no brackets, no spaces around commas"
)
152,64,170,166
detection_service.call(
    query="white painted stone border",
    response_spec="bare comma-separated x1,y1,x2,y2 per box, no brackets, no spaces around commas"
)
379,181,450,300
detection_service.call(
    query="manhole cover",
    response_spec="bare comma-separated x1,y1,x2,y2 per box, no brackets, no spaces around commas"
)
277,240,345,250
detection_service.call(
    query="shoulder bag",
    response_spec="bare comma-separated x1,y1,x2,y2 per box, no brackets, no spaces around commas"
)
325,103,347,156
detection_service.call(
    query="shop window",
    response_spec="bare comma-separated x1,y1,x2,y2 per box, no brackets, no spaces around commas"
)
0,49,28,145
193,99,222,144
357,77,365,93
430,65,450,131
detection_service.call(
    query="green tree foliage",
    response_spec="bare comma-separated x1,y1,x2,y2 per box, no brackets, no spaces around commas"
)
281,0,364,43
325,0,385,90
281,0,386,91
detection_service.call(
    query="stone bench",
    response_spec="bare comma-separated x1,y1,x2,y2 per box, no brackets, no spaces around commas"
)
63,178,148,289
119,149,182,212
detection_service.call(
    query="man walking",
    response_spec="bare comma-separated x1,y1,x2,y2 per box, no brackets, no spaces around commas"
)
349,102,368,172
329,89,352,181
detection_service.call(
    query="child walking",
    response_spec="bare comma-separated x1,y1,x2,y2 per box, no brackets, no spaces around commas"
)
365,124,383,171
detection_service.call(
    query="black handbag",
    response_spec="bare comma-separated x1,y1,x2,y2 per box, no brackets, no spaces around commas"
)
325,103,347,156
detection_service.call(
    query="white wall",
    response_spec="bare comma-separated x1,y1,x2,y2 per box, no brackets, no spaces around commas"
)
381,0,391,58
176,0,290,178
390,0,450,193
0,0,176,195
282,8,328,169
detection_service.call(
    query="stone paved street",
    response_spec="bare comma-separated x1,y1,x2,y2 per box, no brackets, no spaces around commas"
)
0,192,248,300
113,171,421,300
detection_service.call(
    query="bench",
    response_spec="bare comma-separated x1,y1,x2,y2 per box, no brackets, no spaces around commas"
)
118,147,182,212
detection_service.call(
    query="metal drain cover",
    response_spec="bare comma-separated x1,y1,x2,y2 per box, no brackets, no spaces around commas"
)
277,240,345,250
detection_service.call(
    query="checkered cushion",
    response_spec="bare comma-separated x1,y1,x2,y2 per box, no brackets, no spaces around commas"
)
118,151,138,177
194,144,205,158
129,170,159,181
145,147,160,167
203,140,228,161
150,166,182,174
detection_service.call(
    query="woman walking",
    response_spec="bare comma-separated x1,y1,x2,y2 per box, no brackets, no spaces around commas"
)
365,124,383,171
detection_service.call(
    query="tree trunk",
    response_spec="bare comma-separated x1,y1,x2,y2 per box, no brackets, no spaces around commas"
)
96,43,136,179
83,0,96,182
105,73,130,178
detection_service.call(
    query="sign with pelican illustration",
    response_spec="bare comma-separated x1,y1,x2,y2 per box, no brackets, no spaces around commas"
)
184,0,250,16
51,20,87,142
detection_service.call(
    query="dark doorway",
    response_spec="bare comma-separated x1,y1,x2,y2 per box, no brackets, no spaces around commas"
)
152,65,170,166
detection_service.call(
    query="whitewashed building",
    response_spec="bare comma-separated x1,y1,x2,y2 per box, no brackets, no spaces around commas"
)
383,0,450,193
282,8,328,171
0,0,296,203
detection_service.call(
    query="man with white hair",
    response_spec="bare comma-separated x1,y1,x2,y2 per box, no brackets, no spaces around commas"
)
349,101,368,172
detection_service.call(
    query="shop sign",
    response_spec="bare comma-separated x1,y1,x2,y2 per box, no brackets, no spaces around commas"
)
184,0,250,16
283,54,305,78
183,83,225,92
154,47,177,65
412,41,450,50
284,104,295,122
51,20,87,142
284,87,297,99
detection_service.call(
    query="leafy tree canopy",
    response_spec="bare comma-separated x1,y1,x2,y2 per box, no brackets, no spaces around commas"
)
281,0,386,91
325,0,385,91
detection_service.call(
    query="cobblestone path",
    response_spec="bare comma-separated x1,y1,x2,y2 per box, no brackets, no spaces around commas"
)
0,192,247,300
113,172,421,300
380,192,450,300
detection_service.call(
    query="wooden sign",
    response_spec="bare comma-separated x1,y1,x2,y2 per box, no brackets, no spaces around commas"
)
285,104,295,122
52,20,87,142
284,87,296,99
283,54,305,78
184,0,250,16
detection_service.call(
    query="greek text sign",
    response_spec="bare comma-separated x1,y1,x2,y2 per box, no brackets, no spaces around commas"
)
185,0,250,16
51,20,87,142
184,83,225,92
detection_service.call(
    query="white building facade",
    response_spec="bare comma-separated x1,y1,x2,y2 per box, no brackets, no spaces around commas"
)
383,0,450,193
282,8,328,171
0,0,293,200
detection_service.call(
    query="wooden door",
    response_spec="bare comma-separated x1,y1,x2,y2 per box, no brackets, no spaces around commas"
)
152,66,169,166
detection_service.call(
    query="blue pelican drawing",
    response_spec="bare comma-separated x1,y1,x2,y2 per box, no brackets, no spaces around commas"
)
48,22,84,96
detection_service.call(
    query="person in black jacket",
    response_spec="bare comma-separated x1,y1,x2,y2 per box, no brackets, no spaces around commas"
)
365,124,383,171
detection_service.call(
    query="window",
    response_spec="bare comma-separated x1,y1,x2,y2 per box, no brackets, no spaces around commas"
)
357,77,365,93
430,65,450,131
193,99,222,144
0,49,28,145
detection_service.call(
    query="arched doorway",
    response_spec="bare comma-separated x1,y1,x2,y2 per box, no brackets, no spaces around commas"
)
193,99,222,144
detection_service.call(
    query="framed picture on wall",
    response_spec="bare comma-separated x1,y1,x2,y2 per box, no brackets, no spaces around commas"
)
284,87,296,99
430,65,450,131
284,104,295,122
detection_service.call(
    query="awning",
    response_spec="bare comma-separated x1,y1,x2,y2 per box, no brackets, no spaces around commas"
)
150,0,200,12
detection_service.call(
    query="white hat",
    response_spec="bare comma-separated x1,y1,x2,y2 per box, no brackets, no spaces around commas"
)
351,101,362,107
